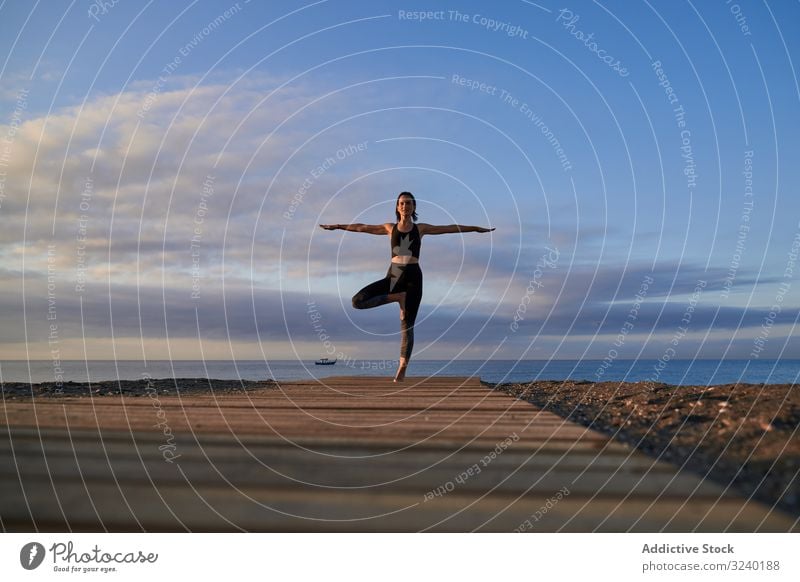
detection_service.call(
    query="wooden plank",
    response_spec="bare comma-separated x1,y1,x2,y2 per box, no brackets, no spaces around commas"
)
1,441,730,497
0,479,793,533
0,376,794,532
0,437,675,472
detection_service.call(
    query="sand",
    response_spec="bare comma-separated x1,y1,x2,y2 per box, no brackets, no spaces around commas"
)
0,378,274,399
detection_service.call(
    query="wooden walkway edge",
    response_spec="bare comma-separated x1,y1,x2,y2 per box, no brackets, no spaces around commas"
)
1,376,795,532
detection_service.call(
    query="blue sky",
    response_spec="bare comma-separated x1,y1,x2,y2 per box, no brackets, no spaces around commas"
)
1,0,798,362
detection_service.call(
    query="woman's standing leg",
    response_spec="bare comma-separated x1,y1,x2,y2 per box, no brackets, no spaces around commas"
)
395,265,422,382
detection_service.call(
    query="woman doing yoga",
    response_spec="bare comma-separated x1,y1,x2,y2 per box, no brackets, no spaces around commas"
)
320,192,494,382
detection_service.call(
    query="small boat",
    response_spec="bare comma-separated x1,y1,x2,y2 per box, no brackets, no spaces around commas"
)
315,358,337,365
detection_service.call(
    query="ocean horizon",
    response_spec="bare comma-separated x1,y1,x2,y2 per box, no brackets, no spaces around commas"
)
2,359,799,386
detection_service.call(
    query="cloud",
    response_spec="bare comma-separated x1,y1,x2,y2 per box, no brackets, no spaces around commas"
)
1,70,797,361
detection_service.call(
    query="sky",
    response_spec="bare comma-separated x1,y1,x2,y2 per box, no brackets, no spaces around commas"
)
0,0,798,364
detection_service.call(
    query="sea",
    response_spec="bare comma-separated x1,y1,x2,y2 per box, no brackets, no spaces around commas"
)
1,359,799,386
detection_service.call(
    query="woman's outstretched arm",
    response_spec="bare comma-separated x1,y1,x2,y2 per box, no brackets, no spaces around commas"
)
418,224,495,235
319,223,391,234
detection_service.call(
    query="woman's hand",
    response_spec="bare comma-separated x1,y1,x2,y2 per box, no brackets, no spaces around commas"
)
319,224,339,230
476,227,495,233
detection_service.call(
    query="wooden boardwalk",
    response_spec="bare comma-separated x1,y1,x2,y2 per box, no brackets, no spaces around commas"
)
1,375,794,532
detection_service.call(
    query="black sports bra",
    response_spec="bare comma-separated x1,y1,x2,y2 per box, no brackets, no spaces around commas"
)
391,223,421,259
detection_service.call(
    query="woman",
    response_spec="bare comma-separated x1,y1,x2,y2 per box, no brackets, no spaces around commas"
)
320,192,494,382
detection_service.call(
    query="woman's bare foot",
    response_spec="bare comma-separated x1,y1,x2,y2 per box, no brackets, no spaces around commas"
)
393,358,408,382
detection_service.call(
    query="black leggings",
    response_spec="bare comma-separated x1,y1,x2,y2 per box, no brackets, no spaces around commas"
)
352,263,423,360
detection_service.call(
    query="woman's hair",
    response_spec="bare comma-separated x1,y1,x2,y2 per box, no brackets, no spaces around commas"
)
395,191,418,222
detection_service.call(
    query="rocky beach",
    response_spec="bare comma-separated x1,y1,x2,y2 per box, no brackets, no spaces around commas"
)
494,379,800,517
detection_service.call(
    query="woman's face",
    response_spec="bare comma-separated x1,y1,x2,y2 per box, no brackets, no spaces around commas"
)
397,195,415,218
